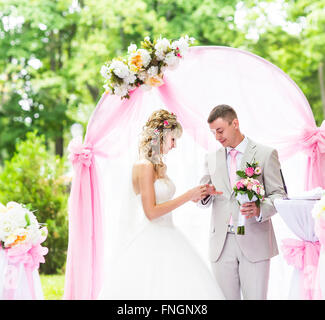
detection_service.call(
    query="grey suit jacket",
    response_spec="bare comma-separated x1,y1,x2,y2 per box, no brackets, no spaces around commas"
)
198,137,287,263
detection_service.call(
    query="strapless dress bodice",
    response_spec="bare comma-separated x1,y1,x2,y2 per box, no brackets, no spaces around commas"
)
137,177,176,227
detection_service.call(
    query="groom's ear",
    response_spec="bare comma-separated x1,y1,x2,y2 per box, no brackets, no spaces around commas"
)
232,118,239,130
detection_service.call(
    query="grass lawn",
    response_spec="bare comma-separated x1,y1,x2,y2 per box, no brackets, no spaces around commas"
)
40,274,65,300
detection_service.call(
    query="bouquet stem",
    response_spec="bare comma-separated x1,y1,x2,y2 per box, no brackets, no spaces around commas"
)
237,225,245,235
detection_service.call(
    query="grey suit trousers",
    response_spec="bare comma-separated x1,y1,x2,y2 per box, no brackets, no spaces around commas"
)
211,233,270,300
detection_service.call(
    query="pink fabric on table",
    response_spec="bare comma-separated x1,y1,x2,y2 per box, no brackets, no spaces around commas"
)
281,238,320,299
1,238,48,300
64,46,324,299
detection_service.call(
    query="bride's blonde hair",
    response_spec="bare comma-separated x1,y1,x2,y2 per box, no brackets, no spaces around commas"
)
139,109,182,178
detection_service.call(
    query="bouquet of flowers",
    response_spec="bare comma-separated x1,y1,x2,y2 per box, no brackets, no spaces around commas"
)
233,161,265,235
0,201,48,268
100,35,195,99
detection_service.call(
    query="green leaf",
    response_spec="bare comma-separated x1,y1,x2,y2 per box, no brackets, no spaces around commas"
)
236,171,246,178
25,213,31,226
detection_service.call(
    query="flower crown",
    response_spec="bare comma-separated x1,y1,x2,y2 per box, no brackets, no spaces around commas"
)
100,36,195,99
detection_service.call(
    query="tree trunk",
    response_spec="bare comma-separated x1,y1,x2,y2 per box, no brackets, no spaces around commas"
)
318,62,325,119
55,136,64,157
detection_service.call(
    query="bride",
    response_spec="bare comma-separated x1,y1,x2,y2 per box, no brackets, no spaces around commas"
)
98,109,225,300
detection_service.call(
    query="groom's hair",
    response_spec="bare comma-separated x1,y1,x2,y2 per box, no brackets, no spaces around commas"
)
207,104,238,124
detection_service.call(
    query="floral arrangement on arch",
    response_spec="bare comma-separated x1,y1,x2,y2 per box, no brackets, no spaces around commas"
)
100,35,195,99
233,161,265,235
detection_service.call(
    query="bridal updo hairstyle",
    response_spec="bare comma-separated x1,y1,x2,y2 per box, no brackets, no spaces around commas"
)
139,109,182,178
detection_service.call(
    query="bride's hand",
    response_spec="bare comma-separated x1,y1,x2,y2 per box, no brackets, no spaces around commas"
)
187,185,208,201
206,184,223,196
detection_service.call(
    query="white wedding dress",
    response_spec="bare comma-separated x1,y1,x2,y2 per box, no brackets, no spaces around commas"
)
98,177,225,300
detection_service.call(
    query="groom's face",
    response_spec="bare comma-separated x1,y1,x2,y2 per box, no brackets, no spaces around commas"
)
209,117,238,148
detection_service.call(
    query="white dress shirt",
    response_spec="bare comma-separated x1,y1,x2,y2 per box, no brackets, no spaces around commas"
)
226,136,263,222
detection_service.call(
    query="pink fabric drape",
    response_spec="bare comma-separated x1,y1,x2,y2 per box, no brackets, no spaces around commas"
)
64,89,144,299
282,238,320,299
64,46,324,299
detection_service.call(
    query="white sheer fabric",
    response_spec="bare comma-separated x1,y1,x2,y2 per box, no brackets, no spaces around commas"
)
274,199,319,299
0,249,44,300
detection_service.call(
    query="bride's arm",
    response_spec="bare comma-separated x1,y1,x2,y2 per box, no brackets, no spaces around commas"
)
138,161,207,221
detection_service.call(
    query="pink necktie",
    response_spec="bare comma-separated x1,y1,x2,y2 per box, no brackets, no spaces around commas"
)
229,148,239,225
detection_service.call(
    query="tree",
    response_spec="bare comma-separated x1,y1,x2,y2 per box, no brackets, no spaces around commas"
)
0,131,69,274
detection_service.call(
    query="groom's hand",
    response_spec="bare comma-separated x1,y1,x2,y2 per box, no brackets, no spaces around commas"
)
192,184,222,202
240,202,260,219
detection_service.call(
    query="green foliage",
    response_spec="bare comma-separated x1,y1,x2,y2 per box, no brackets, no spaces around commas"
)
0,131,69,274
1,0,324,164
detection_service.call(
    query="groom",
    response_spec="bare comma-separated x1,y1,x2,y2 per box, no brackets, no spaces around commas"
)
197,104,286,300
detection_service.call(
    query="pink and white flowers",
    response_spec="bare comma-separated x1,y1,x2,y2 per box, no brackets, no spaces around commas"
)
101,35,195,99
0,201,48,268
233,161,265,235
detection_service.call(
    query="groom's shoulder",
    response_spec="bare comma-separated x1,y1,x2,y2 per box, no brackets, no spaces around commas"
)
251,139,278,156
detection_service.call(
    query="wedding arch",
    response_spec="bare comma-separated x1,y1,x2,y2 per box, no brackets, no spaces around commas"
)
63,45,325,299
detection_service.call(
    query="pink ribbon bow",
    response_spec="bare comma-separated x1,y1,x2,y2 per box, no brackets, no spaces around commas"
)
68,136,94,167
301,121,325,189
302,121,325,155
282,238,321,299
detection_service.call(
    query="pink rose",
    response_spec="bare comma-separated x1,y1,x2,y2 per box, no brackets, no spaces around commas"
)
245,167,255,177
236,181,245,189
247,183,253,190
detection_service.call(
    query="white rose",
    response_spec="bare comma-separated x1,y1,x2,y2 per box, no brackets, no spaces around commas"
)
155,50,165,61
0,215,19,240
124,72,136,84
6,201,23,210
9,208,28,228
110,60,130,79
138,49,151,68
154,38,171,53
26,226,41,245
171,36,190,55
147,66,158,77
252,185,258,193
164,52,179,70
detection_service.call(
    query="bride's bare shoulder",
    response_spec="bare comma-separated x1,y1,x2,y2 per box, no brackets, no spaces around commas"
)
133,159,154,175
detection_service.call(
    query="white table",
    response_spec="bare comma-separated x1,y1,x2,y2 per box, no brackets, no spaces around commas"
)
274,198,320,299
0,249,44,300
